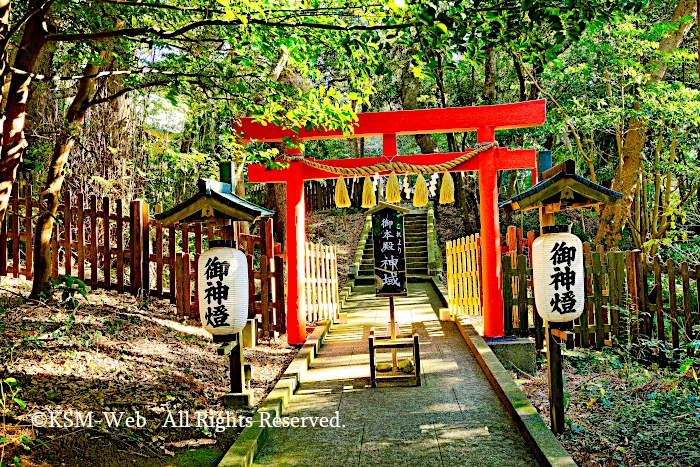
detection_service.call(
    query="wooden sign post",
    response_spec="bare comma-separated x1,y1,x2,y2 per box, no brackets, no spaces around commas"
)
366,203,420,387
371,203,408,369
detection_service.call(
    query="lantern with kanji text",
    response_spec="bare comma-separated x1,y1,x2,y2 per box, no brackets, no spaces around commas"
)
532,225,584,323
197,240,249,336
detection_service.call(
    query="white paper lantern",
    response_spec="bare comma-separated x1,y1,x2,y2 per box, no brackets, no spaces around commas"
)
197,241,249,335
532,228,584,322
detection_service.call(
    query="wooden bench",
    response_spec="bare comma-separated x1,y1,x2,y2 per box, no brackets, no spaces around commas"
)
368,327,421,388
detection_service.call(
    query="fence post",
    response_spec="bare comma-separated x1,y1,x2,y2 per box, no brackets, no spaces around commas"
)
174,251,184,317
183,252,191,316
0,195,7,276
592,252,604,349
11,183,19,278
103,196,111,290
681,262,692,344
22,179,32,278
116,199,125,292
76,193,84,282
654,256,664,341
275,255,286,333
130,199,143,295
502,255,512,335
624,251,637,343
668,258,679,350
517,255,528,337
141,201,150,297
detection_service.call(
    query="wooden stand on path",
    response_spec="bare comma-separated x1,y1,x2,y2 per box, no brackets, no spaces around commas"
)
369,297,421,388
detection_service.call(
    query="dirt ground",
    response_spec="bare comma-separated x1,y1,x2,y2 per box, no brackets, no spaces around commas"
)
0,278,299,467
307,209,366,290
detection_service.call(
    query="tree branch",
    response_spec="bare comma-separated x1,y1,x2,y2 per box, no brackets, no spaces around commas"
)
4,0,55,50
9,65,259,82
81,79,170,110
45,18,415,42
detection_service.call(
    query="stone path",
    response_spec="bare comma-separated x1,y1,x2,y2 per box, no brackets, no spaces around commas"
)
254,283,539,466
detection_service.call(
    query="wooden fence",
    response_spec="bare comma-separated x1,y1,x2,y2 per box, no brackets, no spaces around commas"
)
305,179,365,211
0,176,285,335
445,234,482,316
502,230,700,354
304,242,340,322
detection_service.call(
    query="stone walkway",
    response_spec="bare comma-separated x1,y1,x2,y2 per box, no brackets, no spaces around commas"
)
254,283,539,466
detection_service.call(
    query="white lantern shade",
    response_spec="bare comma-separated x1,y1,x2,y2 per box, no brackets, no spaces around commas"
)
197,242,249,335
532,230,584,322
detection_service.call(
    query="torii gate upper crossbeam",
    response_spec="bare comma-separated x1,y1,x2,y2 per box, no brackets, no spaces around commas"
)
238,100,546,345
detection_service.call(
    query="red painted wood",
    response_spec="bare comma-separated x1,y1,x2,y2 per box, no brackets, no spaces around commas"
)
476,127,504,337
249,148,536,182
285,161,307,345
238,99,546,142
383,134,397,158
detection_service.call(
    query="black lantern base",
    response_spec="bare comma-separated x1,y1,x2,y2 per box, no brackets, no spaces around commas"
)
213,333,238,343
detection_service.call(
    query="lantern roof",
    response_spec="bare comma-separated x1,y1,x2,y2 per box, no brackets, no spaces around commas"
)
155,178,274,225
499,159,622,214
367,202,412,215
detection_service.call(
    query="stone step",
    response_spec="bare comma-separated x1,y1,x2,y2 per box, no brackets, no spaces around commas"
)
406,256,428,263
404,240,427,246
407,270,429,275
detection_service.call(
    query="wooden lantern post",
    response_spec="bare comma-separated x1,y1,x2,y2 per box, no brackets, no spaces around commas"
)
502,152,623,434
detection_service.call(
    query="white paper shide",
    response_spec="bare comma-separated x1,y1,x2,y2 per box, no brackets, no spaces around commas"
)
532,232,584,322
197,244,249,335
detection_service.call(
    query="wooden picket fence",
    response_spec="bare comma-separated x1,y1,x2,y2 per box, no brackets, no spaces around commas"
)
502,229,700,354
445,234,482,316
304,242,340,322
0,176,152,294
240,220,285,335
305,179,365,211
0,175,286,335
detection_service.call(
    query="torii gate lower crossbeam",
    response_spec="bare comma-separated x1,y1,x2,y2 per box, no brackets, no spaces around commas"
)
239,100,546,344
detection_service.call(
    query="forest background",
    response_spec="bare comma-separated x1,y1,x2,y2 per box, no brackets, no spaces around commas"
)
1,0,698,294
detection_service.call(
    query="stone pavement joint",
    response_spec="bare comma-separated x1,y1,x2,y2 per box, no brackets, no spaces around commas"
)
253,283,541,466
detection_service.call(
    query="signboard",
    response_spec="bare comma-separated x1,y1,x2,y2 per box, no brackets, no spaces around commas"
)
371,207,407,297
532,229,585,322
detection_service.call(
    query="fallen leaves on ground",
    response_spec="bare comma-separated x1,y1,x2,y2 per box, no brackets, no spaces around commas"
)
0,278,299,467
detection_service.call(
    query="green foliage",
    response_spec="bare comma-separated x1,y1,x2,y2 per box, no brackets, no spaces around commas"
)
563,348,699,466
42,275,88,310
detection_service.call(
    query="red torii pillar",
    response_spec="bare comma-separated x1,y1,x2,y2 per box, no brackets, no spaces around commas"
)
238,100,546,344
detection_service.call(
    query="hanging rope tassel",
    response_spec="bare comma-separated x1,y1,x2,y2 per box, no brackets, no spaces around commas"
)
335,175,351,208
361,175,376,208
413,175,428,207
385,171,401,203
439,171,455,204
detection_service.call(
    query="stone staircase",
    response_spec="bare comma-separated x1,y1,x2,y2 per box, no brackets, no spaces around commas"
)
355,209,431,285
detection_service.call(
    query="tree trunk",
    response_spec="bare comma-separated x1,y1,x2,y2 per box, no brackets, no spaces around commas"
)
594,0,697,248
0,0,49,225
483,48,496,103
234,172,250,235
30,62,98,297
265,183,286,247
400,59,438,153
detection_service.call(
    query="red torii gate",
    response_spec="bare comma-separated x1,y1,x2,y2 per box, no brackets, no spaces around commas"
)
239,99,546,344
